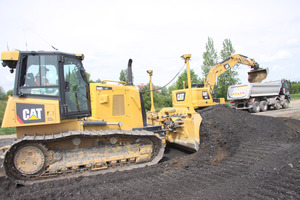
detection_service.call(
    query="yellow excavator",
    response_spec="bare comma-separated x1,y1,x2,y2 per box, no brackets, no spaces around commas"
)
171,54,268,110
0,50,201,185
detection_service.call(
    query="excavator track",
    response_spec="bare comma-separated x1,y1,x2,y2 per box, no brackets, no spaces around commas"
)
3,129,164,185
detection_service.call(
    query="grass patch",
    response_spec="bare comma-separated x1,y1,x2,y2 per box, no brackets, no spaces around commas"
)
225,101,231,106
0,127,16,135
0,100,6,124
290,93,300,100
0,100,16,135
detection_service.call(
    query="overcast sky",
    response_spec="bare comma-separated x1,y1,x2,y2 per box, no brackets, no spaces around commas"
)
1,0,299,92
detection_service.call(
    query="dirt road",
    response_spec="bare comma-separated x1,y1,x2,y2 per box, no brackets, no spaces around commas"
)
0,102,299,200
254,99,300,120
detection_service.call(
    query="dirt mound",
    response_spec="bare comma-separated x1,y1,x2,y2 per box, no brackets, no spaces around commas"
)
163,104,299,170
199,104,299,155
0,105,299,199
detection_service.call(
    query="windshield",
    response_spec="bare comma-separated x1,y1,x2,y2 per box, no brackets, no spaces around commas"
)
19,55,59,96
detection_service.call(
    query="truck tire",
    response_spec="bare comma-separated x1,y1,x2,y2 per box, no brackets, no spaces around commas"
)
250,101,260,113
282,99,289,109
259,101,268,112
274,99,281,110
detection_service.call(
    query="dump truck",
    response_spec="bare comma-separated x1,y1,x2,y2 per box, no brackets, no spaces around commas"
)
171,54,268,111
0,50,201,185
227,79,291,112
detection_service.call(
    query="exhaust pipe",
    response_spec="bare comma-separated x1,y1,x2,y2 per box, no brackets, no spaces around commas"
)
128,59,133,86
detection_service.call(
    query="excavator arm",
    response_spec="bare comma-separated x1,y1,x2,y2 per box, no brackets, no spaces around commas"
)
204,54,268,94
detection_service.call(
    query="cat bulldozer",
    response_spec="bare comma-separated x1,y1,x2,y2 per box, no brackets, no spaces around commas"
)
171,54,268,111
0,50,201,185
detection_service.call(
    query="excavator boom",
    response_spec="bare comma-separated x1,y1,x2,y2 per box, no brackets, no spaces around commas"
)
205,54,268,94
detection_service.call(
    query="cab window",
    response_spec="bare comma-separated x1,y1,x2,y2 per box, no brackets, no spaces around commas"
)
19,55,59,96
63,57,89,113
202,91,210,99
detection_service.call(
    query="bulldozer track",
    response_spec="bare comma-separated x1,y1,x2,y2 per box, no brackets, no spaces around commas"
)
3,129,164,185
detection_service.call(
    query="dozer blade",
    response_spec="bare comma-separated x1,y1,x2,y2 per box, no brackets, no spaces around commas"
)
158,107,202,152
248,68,268,83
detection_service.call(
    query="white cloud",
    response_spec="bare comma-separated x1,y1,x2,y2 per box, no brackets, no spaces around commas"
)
259,50,292,62
1,0,300,92
287,38,299,45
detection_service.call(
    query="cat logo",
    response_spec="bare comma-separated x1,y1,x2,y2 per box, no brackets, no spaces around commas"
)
176,92,186,101
16,103,45,124
23,108,43,120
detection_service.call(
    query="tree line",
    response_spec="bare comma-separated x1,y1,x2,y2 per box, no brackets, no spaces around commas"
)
119,37,240,111
118,37,300,111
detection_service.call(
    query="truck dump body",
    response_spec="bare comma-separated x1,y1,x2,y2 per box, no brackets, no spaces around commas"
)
227,81,282,100
227,80,290,113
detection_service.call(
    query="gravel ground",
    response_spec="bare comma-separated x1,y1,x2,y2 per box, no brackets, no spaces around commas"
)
0,104,299,200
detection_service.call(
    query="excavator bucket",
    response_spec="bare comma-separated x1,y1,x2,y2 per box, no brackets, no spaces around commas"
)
248,68,268,83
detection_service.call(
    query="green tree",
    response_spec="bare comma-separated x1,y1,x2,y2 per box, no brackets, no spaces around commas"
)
156,87,172,109
89,78,102,83
86,72,101,83
290,81,300,94
0,86,5,100
140,84,158,111
174,69,201,90
217,38,240,99
85,72,92,82
140,84,172,112
119,69,134,85
201,37,218,78
7,90,13,97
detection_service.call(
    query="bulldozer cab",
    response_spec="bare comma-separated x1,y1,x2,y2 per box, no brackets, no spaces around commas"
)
3,51,91,120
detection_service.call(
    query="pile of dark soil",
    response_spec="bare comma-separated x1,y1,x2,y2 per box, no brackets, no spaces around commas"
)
0,105,299,200
197,104,299,161
162,104,299,170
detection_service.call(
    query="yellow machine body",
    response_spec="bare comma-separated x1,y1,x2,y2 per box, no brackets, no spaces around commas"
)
1,51,20,61
0,50,204,185
146,55,202,151
157,106,201,151
1,96,78,139
172,87,226,108
88,81,145,131
0,50,165,185
172,54,267,110
1,82,146,139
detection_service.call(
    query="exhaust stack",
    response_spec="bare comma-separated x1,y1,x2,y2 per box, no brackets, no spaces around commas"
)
128,59,133,86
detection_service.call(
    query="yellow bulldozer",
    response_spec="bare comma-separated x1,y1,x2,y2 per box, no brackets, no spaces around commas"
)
171,54,268,111
0,50,202,185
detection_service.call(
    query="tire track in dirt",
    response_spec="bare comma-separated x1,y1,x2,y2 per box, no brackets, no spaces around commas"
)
248,149,300,200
